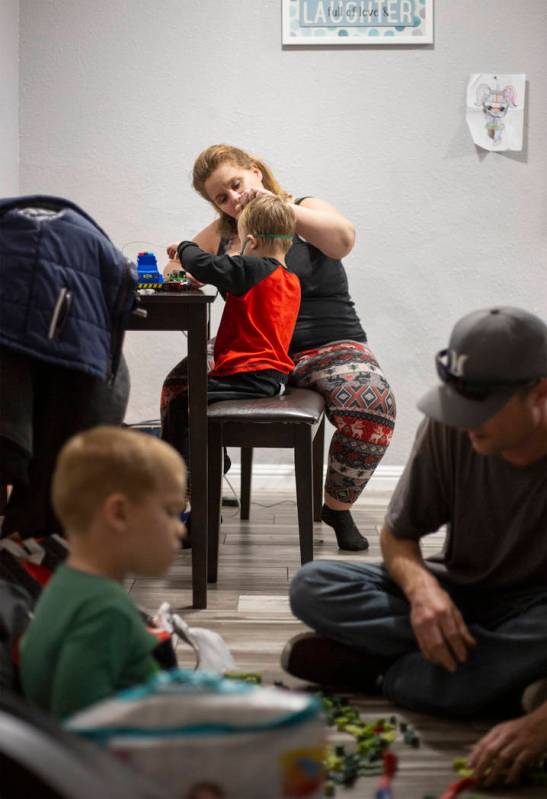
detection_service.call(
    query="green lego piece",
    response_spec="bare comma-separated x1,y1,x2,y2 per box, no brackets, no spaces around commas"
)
223,671,262,684
404,730,420,747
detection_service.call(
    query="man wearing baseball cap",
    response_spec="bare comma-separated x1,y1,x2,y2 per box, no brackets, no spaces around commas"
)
284,307,547,781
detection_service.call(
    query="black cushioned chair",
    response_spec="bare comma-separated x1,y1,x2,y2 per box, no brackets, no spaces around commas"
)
207,387,325,583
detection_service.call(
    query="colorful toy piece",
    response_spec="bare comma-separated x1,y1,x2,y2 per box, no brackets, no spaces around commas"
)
375,751,397,799
438,776,476,799
452,754,547,788
223,671,262,684
162,269,192,292
137,251,164,290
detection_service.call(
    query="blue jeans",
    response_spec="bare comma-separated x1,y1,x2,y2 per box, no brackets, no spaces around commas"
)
289,561,547,717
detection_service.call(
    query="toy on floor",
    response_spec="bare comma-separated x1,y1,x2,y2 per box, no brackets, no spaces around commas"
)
438,776,476,799
319,693,403,792
225,681,547,798
375,751,397,799
452,754,547,788
224,671,262,685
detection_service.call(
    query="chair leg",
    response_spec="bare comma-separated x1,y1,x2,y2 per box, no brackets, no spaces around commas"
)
313,416,325,522
207,423,223,583
240,447,253,520
294,425,314,564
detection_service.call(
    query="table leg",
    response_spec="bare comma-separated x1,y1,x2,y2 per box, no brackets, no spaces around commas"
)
187,306,208,608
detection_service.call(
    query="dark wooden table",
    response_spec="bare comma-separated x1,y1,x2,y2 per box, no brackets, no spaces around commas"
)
126,289,216,608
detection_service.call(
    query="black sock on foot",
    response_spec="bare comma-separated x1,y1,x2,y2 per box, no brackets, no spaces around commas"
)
321,504,369,551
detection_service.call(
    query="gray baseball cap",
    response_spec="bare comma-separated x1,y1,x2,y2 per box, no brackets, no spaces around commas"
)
417,307,547,428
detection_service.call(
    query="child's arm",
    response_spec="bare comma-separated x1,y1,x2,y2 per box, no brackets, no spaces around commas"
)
164,221,221,283
50,609,156,719
177,241,277,296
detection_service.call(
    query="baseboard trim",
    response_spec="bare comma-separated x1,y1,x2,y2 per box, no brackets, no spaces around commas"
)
226,464,404,500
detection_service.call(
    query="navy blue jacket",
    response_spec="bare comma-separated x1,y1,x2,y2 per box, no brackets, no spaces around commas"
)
0,195,137,381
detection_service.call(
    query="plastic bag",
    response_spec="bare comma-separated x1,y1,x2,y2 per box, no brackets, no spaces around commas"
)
152,602,237,674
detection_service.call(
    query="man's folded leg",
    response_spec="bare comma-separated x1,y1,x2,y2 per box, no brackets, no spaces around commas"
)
284,560,418,690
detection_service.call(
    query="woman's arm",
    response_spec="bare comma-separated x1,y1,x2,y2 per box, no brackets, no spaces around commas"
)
192,219,222,253
165,219,221,261
237,189,355,260
292,197,356,260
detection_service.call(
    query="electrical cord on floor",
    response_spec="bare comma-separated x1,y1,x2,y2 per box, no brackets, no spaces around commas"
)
222,475,297,512
221,475,241,517
124,424,296,511
251,499,297,508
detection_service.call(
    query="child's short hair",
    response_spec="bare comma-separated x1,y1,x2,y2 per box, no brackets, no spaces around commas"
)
52,426,186,534
239,195,296,255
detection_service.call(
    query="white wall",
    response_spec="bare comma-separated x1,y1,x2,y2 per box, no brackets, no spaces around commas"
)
0,0,19,194
19,0,547,465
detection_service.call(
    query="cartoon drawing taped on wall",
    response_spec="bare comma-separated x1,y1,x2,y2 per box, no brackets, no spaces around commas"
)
475,83,517,146
466,73,525,153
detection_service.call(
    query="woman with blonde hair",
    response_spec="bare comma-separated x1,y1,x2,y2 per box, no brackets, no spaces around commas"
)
162,144,396,550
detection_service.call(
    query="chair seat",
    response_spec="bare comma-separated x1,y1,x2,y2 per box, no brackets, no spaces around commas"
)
207,387,326,584
207,387,325,423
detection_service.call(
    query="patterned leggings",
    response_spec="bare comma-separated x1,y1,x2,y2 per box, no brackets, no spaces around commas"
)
160,339,216,423
290,340,396,504
160,339,396,505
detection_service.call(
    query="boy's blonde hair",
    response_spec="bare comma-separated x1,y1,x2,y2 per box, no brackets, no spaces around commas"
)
52,426,186,534
239,195,296,255
192,144,292,238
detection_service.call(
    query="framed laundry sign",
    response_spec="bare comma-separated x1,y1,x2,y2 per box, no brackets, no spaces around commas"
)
282,0,433,45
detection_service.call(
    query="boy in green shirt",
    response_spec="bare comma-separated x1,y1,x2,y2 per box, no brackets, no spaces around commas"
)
21,426,187,719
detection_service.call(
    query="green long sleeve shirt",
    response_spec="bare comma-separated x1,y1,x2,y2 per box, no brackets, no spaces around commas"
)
21,565,158,719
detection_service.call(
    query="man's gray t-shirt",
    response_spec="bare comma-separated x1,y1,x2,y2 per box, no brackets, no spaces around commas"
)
385,418,547,589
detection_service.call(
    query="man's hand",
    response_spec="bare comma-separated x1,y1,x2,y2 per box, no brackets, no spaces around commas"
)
409,580,476,672
380,527,476,673
467,706,547,786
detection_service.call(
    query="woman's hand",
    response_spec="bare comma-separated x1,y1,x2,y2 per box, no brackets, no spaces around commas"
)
467,704,547,786
235,187,274,214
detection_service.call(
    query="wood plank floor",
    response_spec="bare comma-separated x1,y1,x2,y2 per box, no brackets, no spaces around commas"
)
130,488,543,799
